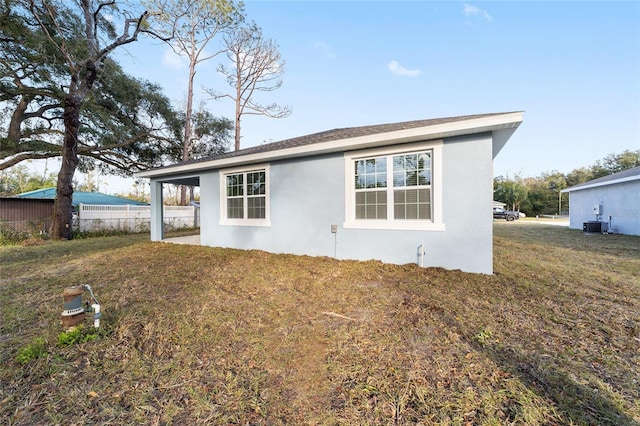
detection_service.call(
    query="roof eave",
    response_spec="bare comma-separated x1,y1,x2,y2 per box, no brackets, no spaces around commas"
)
562,174,640,192
137,112,523,179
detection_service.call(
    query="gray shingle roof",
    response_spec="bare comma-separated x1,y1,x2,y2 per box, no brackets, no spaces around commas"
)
173,112,517,168
564,166,640,191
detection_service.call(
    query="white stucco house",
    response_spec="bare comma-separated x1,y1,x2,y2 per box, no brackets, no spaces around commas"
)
137,112,524,274
561,166,640,236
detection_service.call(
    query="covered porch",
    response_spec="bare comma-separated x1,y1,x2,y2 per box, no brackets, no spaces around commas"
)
149,175,202,243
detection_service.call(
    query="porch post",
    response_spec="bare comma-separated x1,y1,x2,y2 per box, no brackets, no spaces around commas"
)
150,180,164,241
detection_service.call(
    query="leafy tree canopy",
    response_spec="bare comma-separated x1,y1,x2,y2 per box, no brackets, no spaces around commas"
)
0,0,180,176
0,163,56,195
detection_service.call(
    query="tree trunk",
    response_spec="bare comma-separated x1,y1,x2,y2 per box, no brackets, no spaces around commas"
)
179,185,187,206
235,112,241,151
51,95,81,239
180,54,198,206
234,68,242,151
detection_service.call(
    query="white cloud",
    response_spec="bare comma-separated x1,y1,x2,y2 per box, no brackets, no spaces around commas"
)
313,41,336,60
463,3,492,21
162,48,187,69
387,60,421,77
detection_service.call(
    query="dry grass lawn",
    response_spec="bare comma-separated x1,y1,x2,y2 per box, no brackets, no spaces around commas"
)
0,223,638,425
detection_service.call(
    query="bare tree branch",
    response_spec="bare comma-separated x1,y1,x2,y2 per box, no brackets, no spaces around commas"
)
143,0,243,204
207,22,291,150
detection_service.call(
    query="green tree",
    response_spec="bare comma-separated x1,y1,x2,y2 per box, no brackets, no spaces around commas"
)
565,167,593,187
522,177,549,216
590,149,640,178
493,175,528,211
0,163,56,195
173,108,233,161
0,1,174,239
495,149,639,217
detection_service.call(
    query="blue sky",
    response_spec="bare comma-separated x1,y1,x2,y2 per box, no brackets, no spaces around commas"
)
103,1,640,191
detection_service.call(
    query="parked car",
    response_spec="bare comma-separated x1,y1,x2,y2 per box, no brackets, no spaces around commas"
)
493,207,520,221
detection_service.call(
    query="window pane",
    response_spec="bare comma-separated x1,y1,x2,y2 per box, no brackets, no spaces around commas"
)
419,189,431,219
226,174,243,197
355,157,387,191
406,171,418,186
418,152,431,185
393,171,405,187
393,156,403,172
377,159,387,173
392,152,431,188
365,205,377,218
356,189,386,219
376,173,387,188
227,198,243,219
406,204,418,219
247,171,265,196
365,174,375,189
364,191,375,204
394,203,405,219
418,152,431,169
418,170,430,186
394,189,431,220
247,196,266,219
418,203,430,220
404,154,417,171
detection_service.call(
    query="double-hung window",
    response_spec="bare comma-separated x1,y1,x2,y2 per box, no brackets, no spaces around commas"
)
220,165,270,226
345,141,444,230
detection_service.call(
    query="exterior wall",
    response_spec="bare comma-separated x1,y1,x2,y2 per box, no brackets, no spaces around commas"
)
0,198,54,233
197,133,495,274
198,153,344,257
567,180,640,236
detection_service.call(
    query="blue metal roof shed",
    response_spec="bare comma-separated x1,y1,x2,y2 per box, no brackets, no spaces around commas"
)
16,188,147,208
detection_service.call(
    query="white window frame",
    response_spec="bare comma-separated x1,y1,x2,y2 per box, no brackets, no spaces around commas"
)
219,164,271,226
344,141,444,231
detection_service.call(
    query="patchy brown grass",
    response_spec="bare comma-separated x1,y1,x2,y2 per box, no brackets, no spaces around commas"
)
1,223,638,425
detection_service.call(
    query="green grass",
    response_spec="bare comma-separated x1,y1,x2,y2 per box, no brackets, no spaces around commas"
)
1,223,638,425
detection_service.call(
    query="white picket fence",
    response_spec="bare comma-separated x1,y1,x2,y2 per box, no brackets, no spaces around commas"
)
77,204,199,233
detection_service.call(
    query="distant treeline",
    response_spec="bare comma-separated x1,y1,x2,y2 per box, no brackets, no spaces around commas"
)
494,149,639,216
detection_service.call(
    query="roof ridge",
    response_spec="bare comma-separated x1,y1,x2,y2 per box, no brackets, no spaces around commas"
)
565,166,640,191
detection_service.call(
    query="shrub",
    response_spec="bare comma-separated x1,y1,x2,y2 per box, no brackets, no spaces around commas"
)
57,325,101,346
16,337,48,365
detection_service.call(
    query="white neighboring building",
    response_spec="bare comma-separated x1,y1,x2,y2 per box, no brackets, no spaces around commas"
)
562,166,640,236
